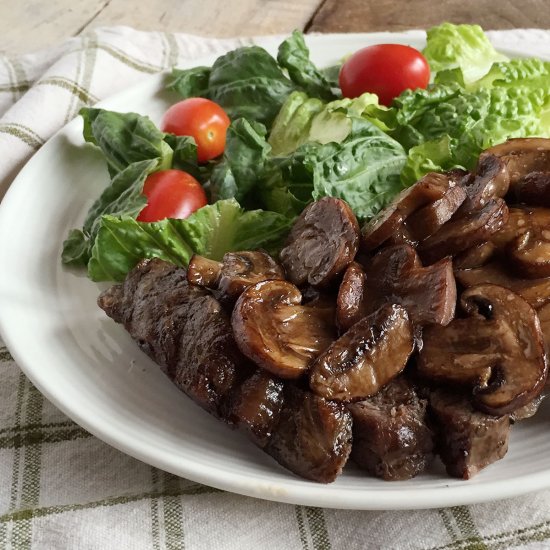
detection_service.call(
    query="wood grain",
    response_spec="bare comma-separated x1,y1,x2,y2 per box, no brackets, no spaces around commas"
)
89,0,321,37
309,0,550,32
0,0,110,54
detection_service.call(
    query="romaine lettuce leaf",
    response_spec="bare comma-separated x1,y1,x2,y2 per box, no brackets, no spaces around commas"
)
277,31,337,101
208,118,271,204
80,108,174,176
268,91,392,156
423,23,508,85
265,118,406,220
170,46,298,127
310,118,407,219
166,66,211,98
61,159,157,266
88,199,292,281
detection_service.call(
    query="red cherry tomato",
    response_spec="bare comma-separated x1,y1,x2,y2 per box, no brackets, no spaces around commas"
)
137,169,207,222
339,44,430,106
161,98,230,163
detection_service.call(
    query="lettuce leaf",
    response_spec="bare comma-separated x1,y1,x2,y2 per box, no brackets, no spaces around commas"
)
268,91,392,156
423,23,508,85
277,31,337,101
169,46,298,126
61,159,158,266
80,108,174,176
208,119,271,204
265,119,406,220
88,199,292,281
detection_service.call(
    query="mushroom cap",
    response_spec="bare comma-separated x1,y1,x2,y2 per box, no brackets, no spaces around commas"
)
418,198,509,264
459,153,510,213
231,280,336,379
455,260,550,310
418,284,547,415
514,171,550,207
482,138,550,185
309,304,414,402
187,251,285,301
280,197,360,288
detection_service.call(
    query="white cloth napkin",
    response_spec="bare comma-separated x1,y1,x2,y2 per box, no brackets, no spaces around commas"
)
1,25,550,550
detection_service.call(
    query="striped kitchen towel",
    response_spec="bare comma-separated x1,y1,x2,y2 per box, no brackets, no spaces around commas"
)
1,26,550,550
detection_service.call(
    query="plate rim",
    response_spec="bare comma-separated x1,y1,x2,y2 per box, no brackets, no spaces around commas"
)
1,31,550,511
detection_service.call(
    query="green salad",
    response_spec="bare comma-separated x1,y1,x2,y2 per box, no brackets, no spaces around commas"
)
62,23,550,282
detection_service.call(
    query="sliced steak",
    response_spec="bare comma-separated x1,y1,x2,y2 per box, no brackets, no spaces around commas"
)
226,370,285,448
429,390,510,479
348,378,434,481
280,197,360,288
265,386,353,483
98,258,253,417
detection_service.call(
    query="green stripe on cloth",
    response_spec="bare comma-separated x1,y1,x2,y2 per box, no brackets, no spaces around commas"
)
295,506,331,550
162,471,185,550
0,123,44,149
306,507,331,550
96,44,162,73
150,467,162,550
0,420,77,437
38,76,98,105
0,82,31,94
0,484,220,524
0,346,13,361
0,425,92,450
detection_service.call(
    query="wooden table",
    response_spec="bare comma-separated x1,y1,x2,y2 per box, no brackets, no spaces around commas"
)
1,0,549,55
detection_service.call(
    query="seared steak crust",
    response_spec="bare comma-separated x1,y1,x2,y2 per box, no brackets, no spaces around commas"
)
98,258,252,416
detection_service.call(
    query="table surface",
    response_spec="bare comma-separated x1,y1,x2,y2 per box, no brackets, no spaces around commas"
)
1,0,549,55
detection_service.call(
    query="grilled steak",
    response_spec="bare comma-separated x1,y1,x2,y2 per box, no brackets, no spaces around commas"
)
348,378,434,481
265,386,353,483
225,370,285,448
98,258,253,417
429,390,510,479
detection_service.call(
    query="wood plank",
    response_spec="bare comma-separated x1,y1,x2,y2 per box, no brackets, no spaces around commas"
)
309,0,550,32
0,0,110,55
88,0,321,37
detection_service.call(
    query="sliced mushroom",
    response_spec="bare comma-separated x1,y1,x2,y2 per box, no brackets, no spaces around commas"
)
508,230,550,279
265,386,352,483
362,170,467,251
280,197,360,288
418,198,509,264
188,251,285,301
187,255,222,288
458,153,509,213
417,284,547,415
509,392,546,422
514,171,550,206
454,242,496,270
309,304,414,402
336,262,368,332
455,261,550,310
231,280,335,379
483,137,550,186
338,245,455,328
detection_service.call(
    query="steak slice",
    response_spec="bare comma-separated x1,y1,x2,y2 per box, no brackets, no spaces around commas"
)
348,378,434,481
225,370,285,448
429,390,510,479
98,258,252,417
266,386,353,483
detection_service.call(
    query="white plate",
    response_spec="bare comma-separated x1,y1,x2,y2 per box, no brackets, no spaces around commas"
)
1,33,549,511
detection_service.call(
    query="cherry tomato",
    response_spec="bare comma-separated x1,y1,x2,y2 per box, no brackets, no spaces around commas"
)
161,98,230,163
339,44,430,106
137,169,207,222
